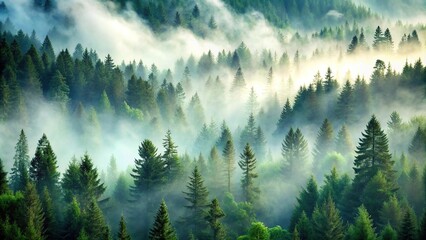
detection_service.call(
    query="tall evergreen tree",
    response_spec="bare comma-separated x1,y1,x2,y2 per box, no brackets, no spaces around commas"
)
352,116,396,209
275,98,293,136
130,139,166,200
289,176,319,231
78,153,106,207
62,158,81,203
117,215,131,240
238,143,259,204
281,128,309,178
223,140,236,193
311,196,344,240
10,129,30,192
83,198,109,240
162,130,181,182
380,224,397,240
183,166,209,239
398,209,417,240
313,119,334,161
294,211,312,240
0,158,8,194
149,200,177,240
63,197,82,240
335,125,353,158
336,80,354,123
29,134,60,198
231,67,246,91
346,205,376,240
205,198,226,240
24,182,45,240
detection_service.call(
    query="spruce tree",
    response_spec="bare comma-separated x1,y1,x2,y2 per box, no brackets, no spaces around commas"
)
0,158,8,194
30,134,60,199
63,197,82,240
335,125,353,158
294,211,312,240
222,140,236,193
62,158,81,203
130,139,166,200
78,153,105,207
289,176,319,231
238,143,259,204
205,198,226,240
398,209,417,240
361,171,392,224
149,200,177,240
380,224,397,240
419,210,426,240
216,121,233,152
311,196,344,240
275,98,293,136
10,129,30,192
346,205,376,240
83,198,109,240
117,215,131,240
162,130,181,182
231,67,246,91
313,119,334,161
24,182,45,240
336,80,354,123
281,128,309,178
183,166,209,239
352,116,396,207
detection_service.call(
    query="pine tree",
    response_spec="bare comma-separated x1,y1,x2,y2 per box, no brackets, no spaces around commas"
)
419,210,426,240
78,153,106,207
205,198,226,240
380,224,397,240
294,211,312,240
83,198,109,240
346,205,376,240
289,176,319,231
30,134,60,198
231,67,246,91
216,121,233,152
352,116,396,207
208,16,217,29
41,187,59,239
63,197,82,240
311,196,344,240
0,76,10,120
10,129,30,192
398,209,417,240
24,182,45,240
238,143,259,204
348,36,358,54
335,125,353,158
162,130,181,182
408,127,426,162
183,166,209,239
62,158,81,203
148,200,177,240
361,171,392,224
275,98,293,136
281,128,309,178
130,140,166,200
379,195,402,229
0,158,8,194
117,215,131,240
336,80,354,123
313,119,334,161
223,140,236,193
373,26,384,51
240,113,257,149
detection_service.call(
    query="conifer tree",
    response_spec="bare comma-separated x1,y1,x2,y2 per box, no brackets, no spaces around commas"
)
10,129,30,192
380,224,397,240
398,209,417,240
408,127,426,162
0,158,8,194
238,143,259,204
0,76,10,120
205,198,226,240
281,128,309,177
223,140,236,193
183,166,209,239
216,121,233,152
311,196,344,240
335,125,353,158
379,195,402,229
148,200,177,240
162,130,181,182
419,210,426,240
83,198,109,240
313,119,334,161
130,140,166,200
346,206,376,240
336,80,354,123
24,182,45,240
63,197,82,240
348,36,358,54
117,215,131,240
231,67,246,91
62,158,81,203
352,116,396,208
41,187,59,239
295,211,312,240
30,134,60,198
275,98,293,136
361,171,392,224
78,153,106,207
289,176,319,231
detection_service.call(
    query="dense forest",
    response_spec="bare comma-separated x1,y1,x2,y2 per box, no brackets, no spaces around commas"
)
1,0,426,239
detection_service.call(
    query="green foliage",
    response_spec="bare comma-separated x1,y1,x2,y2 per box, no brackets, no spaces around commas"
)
397,209,417,240
222,192,254,239
361,171,392,224
380,224,397,240
0,158,8,194
311,196,344,240
313,118,334,163
289,176,318,231
63,197,82,240
205,198,226,240
248,222,270,240
223,140,236,193
346,206,376,240
10,130,30,193
117,215,131,240
281,128,309,179
162,130,182,182
239,143,259,204
183,166,209,239
149,200,176,240
83,198,108,240
23,182,44,240
295,211,312,240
